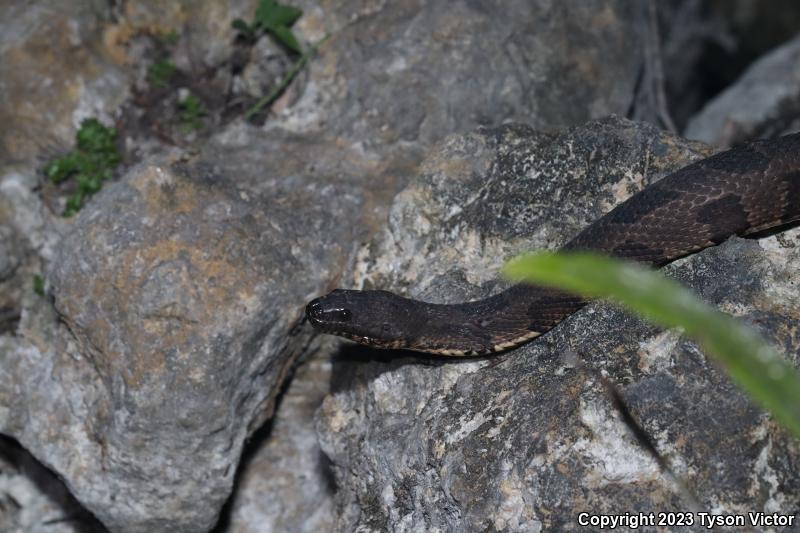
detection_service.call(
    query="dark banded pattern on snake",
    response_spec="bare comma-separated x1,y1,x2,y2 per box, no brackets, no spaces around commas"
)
306,133,800,355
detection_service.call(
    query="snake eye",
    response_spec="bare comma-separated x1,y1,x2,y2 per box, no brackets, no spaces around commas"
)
382,323,391,332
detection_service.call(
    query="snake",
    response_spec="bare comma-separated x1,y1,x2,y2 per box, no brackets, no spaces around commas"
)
306,133,800,356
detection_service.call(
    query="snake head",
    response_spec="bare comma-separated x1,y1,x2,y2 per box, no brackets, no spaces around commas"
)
305,289,414,349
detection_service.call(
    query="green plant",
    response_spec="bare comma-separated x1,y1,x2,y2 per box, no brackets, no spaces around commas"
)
504,251,800,439
243,33,330,120
32,274,44,296
177,93,205,132
233,0,303,53
232,0,330,121
45,118,121,217
147,58,177,87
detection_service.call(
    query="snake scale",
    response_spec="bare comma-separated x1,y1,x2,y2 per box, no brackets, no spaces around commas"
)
306,133,800,355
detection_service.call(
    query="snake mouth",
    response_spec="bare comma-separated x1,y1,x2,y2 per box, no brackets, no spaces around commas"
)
306,298,402,348
305,298,331,330
305,298,325,327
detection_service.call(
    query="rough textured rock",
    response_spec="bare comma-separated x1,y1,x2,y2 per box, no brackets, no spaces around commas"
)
0,1,129,172
216,348,335,533
0,1,736,531
660,0,800,132
0,154,360,532
315,117,800,532
0,192,32,336
0,436,106,533
278,0,648,155
0,169,65,343
354,117,709,295
685,33,800,146
105,0,256,70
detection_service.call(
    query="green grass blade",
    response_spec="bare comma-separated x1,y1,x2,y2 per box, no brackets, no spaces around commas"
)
504,251,800,438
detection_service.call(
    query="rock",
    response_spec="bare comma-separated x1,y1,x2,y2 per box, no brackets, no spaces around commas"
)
0,195,26,336
0,172,65,262
0,1,685,531
0,226,20,282
315,117,800,531
106,0,256,70
279,0,649,148
217,348,335,533
0,1,129,172
0,172,64,337
684,34,800,146
355,117,709,295
236,36,294,100
0,436,106,533
659,0,800,132
0,155,360,532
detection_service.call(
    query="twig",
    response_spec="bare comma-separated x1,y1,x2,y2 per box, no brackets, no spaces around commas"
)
244,33,331,121
647,0,677,133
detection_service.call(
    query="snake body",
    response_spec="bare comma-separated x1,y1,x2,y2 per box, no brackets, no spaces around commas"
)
306,133,800,355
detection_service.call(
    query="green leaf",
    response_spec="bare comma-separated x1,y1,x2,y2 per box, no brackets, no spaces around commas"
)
255,0,302,28
504,251,800,439
76,119,117,154
147,59,177,87
232,18,253,35
47,153,82,182
270,25,301,54
177,93,205,132
32,274,44,296
252,0,303,53
44,118,120,216
63,193,83,217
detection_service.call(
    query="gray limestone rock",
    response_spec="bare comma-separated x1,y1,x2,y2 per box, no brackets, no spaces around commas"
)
216,347,335,533
236,36,295,100
685,34,800,146
0,435,106,533
0,170,65,339
278,0,648,153
0,1,708,531
0,155,360,532
315,117,800,531
0,1,129,173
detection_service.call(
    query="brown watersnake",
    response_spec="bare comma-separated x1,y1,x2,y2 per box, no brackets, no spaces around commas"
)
306,133,800,356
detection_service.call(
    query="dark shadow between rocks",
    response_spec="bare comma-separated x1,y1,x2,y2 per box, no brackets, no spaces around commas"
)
328,342,507,397
317,448,337,500
209,381,283,533
209,333,337,533
0,435,108,533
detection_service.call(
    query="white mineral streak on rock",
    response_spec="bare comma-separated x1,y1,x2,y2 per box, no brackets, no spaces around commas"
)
757,226,800,309
493,462,543,533
751,435,786,514
572,397,660,487
636,329,681,374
